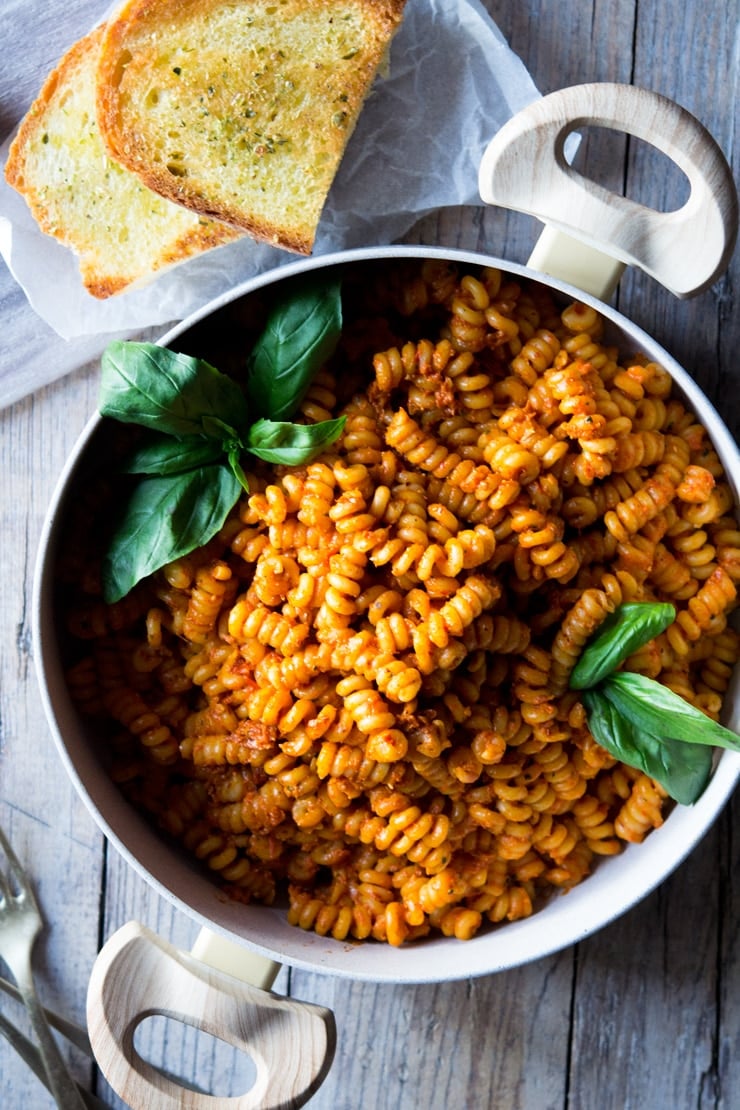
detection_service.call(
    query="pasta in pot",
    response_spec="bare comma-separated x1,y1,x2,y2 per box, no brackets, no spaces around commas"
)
59,258,740,946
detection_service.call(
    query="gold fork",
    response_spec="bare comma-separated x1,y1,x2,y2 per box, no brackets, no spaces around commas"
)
0,823,87,1108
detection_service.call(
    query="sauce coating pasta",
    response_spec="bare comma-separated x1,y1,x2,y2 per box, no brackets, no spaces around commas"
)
60,258,740,945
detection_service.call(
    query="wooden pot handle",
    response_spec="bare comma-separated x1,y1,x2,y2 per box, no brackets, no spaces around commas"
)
478,82,738,299
86,922,336,1109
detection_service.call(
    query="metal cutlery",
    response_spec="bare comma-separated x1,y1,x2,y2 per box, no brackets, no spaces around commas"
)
0,1009,108,1109
0,969,92,1054
0,822,88,1108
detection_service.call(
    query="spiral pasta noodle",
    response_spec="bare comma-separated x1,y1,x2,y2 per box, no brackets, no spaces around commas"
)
60,257,740,947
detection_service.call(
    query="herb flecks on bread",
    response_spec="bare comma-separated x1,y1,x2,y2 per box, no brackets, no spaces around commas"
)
96,0,408,254
4,26,240,299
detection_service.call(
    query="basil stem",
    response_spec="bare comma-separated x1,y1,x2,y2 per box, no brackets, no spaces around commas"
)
583,689,713,805
102,464,242,603
570,601,740,806
570,602,676,690
227,447,251,493
246,275,342,421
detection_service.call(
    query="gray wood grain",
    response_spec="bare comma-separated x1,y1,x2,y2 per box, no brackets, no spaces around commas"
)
1,1,739,1108
292,955,574,1110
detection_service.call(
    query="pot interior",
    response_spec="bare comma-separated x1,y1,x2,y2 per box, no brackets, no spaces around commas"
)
33,246,740,983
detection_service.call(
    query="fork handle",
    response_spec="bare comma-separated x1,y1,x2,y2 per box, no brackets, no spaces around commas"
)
12,948,88,1110
0,972,93,1056
0,1010,108,1110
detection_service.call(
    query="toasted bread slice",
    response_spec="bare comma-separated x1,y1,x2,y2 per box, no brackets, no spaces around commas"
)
96,0,407,254
4,26,240,298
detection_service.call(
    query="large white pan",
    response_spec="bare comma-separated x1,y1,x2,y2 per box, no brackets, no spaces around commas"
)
32,85,740,1108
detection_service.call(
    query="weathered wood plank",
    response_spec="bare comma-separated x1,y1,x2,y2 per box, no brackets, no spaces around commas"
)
569,827,722,1109
291,953,574,1110
617,0,740,439
717,793,740,1110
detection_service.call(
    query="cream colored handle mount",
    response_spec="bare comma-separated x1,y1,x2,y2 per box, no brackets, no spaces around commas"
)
478,83,738,300
86,922,336,1109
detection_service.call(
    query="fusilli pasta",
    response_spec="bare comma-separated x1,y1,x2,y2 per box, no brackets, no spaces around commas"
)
59,258,740,946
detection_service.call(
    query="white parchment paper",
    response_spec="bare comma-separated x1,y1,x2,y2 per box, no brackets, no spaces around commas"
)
0,0,540,408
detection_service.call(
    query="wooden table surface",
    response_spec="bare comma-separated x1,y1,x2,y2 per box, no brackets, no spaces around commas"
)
2,2,739,1107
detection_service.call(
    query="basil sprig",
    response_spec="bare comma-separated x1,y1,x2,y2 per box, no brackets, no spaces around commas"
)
572,602,740,804
99,276,344,603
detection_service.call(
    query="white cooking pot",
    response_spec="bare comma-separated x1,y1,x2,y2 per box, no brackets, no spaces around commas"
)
32,84,740,1109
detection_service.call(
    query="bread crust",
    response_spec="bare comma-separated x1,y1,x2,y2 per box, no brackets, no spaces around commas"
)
5,25,240,298
96,0,408,254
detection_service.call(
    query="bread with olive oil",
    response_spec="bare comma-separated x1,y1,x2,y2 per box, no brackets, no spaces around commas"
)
4,25,240,298
95,0,408,254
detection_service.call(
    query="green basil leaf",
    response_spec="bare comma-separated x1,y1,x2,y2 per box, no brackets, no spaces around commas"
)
100,341,250,439
246,416,346,464
102,464,242,603
121,433,225,475
246,276,342,421
602,671,740,752
570,602,676,690
583,689,713,805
